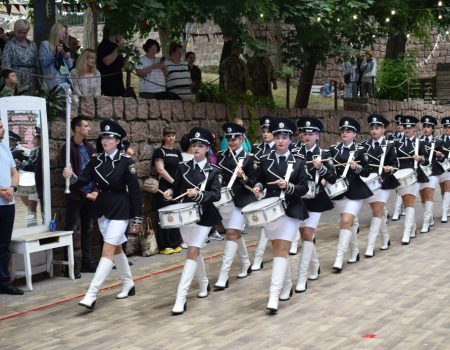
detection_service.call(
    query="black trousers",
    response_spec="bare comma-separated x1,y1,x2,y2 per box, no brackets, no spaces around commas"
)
154,193,182,250
64,197,95,266
0,204,15,285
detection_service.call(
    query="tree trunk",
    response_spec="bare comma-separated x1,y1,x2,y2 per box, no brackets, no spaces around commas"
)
33,0,56,50
158,21,171,57
385,33,407,59
83,7,97,50
295,48,318,108
219,34,234,90
270,21,283,73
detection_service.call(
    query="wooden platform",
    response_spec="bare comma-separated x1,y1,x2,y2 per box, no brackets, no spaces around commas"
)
1,212,449,349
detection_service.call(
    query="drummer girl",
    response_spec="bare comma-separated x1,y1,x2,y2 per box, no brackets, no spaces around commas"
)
328,117,372,273
214,123,258,291
294,116,336,293
361,114,398,258
252,117,309,314
394,116,429,245
418,116,444,233
438,117,450,223
163,127,222,315
63,120,142,310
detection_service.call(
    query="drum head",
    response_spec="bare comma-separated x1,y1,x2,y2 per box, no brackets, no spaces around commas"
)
242,197,279,212
159,203,194,212
394,168,413,179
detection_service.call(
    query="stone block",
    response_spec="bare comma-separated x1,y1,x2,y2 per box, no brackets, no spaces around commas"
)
135,160,151,178
79,96,96,117
147,120,166,142
171,100,184,122
113,97,125,119
194,102,206,119
206,103,216,120
50,120,67,140
183,101,194,120
124,98,138,121
149,99,161,119
130,121,149,142
139,142,155,161
215,103,227,121
96,96,113,119
137,98,149,120
159,100,172,121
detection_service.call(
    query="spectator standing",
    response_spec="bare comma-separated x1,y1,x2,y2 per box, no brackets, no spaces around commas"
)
221,44,249,96
97,28,126,97
185,51,202,94
166,42,193,100
0,69,19,97
68,35,81,65
0,120,23,295
61,116,97,275
246,51,277,100
135,39,169,99
39,23,74,90
70,49,101,97
360,50,377,98
342,60,356,98
2,19,38,94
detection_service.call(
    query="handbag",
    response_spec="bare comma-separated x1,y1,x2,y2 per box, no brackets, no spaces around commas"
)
139,217,159,256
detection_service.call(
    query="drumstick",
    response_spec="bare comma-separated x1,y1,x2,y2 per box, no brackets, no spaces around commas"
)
173,191,189,201
397,156,414,160
333,160,361,167
305,158,332,164
229,147,248,181
369,163,399,170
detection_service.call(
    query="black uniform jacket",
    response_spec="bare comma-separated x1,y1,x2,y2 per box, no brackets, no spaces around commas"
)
329,142,373,200
251,142,274,161
216,148,258,208
419,135,445,176
71,152,142,220
361,138,399,189
438,136,450,172
256,151,309,220
171,159,222,227
394,135,430,183
296,145,337,212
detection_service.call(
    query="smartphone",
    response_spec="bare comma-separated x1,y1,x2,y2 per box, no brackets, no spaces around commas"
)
160,56,166,63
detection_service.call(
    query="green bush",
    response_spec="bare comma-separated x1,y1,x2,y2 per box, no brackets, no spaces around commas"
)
376,53,418,101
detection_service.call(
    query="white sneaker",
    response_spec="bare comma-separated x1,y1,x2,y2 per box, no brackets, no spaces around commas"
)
181,243,188,249
210,231,224,241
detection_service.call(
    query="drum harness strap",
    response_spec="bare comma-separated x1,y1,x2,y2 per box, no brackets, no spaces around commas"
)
280,162,294,206
227,158,244,191
379,146,387,176
428,142,435,163
313,150,322,195
341,151,355,179
414,138,419,170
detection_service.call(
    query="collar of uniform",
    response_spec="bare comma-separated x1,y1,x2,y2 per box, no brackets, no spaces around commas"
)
305,144,317,153
372,137,384,147
193,158,207,170
266,141,275,148
275,150,290,159
342,142,354,149
105,149,118,160
234,147,243,156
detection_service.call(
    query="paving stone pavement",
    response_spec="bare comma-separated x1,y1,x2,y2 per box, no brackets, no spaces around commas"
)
0,192,449,349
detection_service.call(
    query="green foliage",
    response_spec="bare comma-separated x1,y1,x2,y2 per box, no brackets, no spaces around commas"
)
35,80,66,121
376,53,418,101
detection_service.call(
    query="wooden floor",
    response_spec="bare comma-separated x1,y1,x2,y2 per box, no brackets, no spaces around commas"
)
1,209,449,349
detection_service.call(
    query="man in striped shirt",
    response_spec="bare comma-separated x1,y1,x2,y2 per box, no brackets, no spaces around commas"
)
165,42,194,101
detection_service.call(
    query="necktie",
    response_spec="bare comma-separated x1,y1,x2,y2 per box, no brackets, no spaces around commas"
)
263,144,269,155
193,163,203,184
278,156,288,175
373,141,382,157
341,147,350,161
104,156,113,174
306,151,313,160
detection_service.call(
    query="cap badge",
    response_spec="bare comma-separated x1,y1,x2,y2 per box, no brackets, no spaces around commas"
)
105,125,110,131
279,122,285,128
305,121,311,127
195,132,200,138
227,127,232,133
265,119,269,124
406,118,410,123
344,120,349,126
372,117,377,123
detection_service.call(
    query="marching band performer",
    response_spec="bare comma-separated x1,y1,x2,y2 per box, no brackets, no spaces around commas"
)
294,116,336,292
394,116,429,244
328,117,372,272
390,115,406,221
361,114,398,257
250,116,275,271
63,120,142,310
214,123,257,291
418,116,444,233
438,117,450,223
162,127,222,315
252,117,309,314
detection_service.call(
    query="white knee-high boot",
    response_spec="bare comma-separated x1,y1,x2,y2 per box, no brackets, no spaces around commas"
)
266,257,288,314
380,219,390,250
251,229,268,271
172,259,197,315
79,257,114,310
214,240,238,290
115,252,135,299
289,231,300,255
392,193,403,220
442,192,450,223
333,229,352,272
365,217,383,258
295,241,314,293
347,220,360,263
236,237,252,278
196,254,209,298
402,207,415,244
279,262,293,301
421,201,434,233
308,243,320,280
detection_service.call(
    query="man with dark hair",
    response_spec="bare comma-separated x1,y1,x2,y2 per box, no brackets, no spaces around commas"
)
165,42,192,100
61,116,97,276
185,51,202,93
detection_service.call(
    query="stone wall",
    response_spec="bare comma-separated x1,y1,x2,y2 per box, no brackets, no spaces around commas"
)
50,97,450,259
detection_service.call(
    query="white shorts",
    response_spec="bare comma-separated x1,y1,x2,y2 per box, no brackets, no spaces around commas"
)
218,201,245,231
398,181,420,196
180,223,210,248
264,216,300,242
367,189,391,204
300,212,321,229
98,216,128,245
419,175,439,190
439,171,450,183
332,199,363,216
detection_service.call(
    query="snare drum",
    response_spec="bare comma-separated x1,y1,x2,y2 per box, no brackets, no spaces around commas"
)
158,203,200,229
361,173,382,192
440,158,450,171
324,178,349,199
213,187,234,208
241,197,285,228
421,165,433,177
18,171,36,195
394,168,417,188
302,181,316,199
